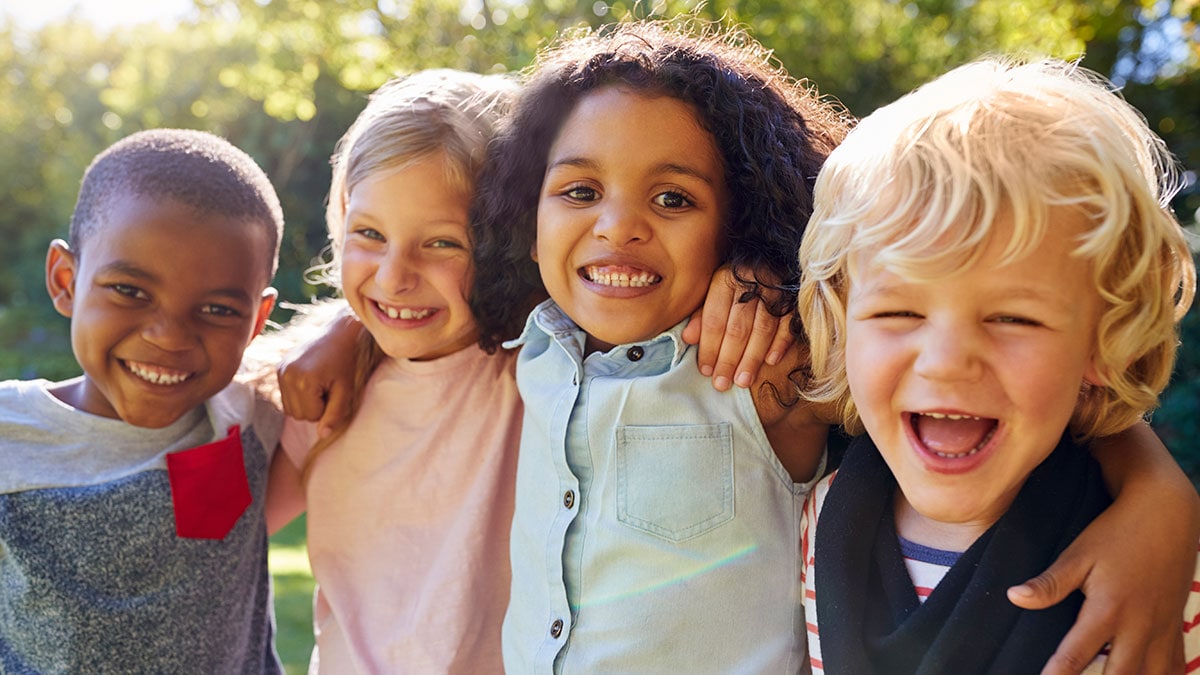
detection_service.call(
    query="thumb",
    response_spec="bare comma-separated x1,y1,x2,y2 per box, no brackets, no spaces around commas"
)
1008,553,1089,610
317,381,354,439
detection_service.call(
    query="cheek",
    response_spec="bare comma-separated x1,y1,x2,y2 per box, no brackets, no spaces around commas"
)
448,260,475,306
844,324,892,413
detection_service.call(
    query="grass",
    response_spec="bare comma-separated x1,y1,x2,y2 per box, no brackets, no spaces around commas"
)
269,515,315,675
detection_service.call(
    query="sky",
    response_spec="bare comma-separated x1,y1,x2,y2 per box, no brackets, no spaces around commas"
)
1,0,195,29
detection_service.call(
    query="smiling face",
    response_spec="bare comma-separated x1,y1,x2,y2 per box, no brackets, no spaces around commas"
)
535,87,728,353
844,213,1104,546
45,194,276,429
339,153,477,361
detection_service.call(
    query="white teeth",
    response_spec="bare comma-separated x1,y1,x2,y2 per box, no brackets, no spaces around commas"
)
922,412,981,421
126,361,190,386
584,267,661,288
377,303,433,320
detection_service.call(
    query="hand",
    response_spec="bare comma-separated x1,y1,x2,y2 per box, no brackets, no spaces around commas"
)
681,265,795,391
276,308,363,437
1007,485,1196,674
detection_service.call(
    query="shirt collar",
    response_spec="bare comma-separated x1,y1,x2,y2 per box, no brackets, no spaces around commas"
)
507,299,692,370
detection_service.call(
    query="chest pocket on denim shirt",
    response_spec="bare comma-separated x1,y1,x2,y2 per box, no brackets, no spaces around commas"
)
615,423,734,542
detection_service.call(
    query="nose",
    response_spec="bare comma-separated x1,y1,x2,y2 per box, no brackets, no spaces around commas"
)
374,246,420,295
911,321,983,382
141,310,198,352
592,199,651,245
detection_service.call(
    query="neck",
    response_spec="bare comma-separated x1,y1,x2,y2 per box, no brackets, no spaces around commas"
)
892,491,995,553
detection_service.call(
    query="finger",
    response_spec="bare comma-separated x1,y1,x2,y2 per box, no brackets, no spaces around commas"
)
682,307,704,346
317,380,354,439
1008,550,1090,610
1038,599,1117,675
766,312,796,366
709,297,756,391
277,363,327,421
1104,630,1182,675
696,275,737,380
732,300,781,387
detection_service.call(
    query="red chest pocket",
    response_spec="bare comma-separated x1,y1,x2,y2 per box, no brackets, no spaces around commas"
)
166,425,252,540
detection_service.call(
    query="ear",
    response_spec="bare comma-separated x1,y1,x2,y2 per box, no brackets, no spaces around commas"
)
530,239,539,263
250,288,278,341
45,239,78,318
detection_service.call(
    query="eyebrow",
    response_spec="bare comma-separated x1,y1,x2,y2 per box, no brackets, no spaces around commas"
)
97,260,256,305
853,274,1073,310
546,156,719,187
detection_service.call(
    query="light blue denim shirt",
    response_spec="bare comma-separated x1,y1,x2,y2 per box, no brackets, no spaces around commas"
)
502,300,825,674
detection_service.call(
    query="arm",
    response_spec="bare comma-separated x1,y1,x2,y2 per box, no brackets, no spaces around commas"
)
1007,423,1198,674
265,445,306,535
750,347,832,484
276,304,366,435
681,265,795,391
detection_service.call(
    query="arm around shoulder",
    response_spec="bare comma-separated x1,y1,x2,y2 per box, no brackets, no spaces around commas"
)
751,344,833,484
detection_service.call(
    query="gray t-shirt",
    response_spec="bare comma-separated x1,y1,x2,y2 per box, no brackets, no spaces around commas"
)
0,378,283,674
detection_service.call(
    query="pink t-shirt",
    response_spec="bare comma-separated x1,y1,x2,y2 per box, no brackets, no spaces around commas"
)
281,345,521,674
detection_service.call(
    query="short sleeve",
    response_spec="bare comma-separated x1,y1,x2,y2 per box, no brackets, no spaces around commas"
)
280,416,319,470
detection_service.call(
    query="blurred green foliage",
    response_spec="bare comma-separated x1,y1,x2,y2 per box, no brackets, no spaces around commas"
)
268,515,315,674
1,0,1197,473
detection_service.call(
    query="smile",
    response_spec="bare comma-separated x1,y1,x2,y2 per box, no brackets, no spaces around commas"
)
124,359,192,386
910,412,998,458
582,266,661,288
375,301,434,320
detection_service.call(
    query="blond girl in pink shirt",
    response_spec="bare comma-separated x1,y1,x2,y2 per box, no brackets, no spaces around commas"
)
264,69,523,673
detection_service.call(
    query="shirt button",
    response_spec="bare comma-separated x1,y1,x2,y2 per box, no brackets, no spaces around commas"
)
563,490,575,509
626,346,644,361
550,618,564,638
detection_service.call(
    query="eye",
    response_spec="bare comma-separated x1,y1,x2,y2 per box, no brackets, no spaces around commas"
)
350,226,385,242
991,314,1043,327
109,283,148,300
873,310,921,320
201,304,242,318
563,185,599,202
429,239,465,250
653,190,693,209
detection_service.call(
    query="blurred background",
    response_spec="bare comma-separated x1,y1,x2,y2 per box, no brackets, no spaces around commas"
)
2,0,1197,670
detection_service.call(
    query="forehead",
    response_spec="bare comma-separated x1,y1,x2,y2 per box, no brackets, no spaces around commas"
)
847,205,1095,283
346,156,471,218
549,87,724,174
81,194,274,291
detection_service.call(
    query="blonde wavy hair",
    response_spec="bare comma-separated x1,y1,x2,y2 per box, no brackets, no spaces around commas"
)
797,57,1196,440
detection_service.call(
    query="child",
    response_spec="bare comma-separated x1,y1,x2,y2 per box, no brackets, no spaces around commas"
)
263,69,522,674
465,20,859,672
0,129,284,672
470,21,1200,673
796,58,1199,673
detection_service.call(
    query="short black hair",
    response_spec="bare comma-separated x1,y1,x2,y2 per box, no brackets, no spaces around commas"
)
69,128,284,278
469,19,851,351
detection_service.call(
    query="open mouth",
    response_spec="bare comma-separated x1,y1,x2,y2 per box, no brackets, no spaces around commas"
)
374,301,434,320
581,265,661,288
123,359,193,386
910,412,998,458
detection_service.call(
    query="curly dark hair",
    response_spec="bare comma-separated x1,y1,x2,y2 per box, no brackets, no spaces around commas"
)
470,18,851,351
70,128,284,280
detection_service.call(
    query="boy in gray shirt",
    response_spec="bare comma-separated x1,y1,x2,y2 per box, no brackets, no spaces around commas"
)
1,129,284,673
